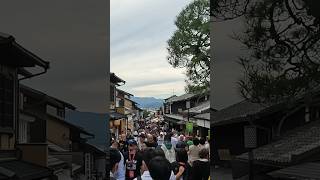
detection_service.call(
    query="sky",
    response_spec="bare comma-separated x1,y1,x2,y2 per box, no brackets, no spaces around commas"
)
212,18,247,110
0,0,107,113
110,0,193,99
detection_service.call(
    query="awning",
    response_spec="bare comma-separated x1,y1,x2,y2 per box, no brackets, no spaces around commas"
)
110,112,127,120
48,141,68,152
0,160,53,180
48,156,68,170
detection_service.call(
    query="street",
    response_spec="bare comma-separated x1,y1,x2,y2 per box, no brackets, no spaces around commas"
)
211,167,233,180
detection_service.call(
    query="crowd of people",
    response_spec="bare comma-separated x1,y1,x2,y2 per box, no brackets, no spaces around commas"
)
109,118,210,180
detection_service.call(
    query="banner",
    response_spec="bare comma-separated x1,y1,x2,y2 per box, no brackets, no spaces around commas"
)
186,122,193,133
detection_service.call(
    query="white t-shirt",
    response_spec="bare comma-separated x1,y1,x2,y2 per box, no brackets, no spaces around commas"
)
133,171,152,180
114,150,125,180
171,137,178,149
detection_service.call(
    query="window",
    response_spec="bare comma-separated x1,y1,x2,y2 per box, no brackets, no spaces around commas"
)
0,75,14,128
116,99,120,107
57,109,65,118
119,99,124,107
19,120,28,143
46,104,57,116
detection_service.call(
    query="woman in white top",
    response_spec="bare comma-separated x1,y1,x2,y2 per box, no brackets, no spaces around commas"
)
188,138,200,166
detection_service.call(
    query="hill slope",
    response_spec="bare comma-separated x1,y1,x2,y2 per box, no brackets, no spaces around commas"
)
65,110,108,150
130,97,164,109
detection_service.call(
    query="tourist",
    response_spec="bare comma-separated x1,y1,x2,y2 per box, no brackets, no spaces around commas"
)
133,148,156,180
171,132,179,149
145,134,158,148
110,148,121,180
198,137,206,150
160,134,176,163
137,133,146,150
188,138,200,166
148,156,172,180
176,135,187,151
191,148,210,180
172,149,192,180
111,139,126,180
124,139,143,180
157,132,164,146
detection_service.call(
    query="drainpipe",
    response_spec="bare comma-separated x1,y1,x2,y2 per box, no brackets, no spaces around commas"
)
16,67,48,145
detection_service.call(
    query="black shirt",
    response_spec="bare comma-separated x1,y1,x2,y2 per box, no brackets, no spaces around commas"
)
145,141,158,148
171,162,192,180
176,141,187,149
191,160,210,180
124,151,143,180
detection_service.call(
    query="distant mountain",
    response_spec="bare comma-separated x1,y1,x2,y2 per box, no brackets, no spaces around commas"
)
131,97,164,109
65,110,108,150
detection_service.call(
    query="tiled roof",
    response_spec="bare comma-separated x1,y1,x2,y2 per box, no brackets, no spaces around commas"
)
0,160,52,180
211,100,278,126
186,101,210,114
48,156,67,169
48,141,68,152
167,93,196,103
164,114,184,121
194,112,210,120
110,73,125,84
164,95,177,101
268,162,320,179
0,32,12,42
237,120,320,165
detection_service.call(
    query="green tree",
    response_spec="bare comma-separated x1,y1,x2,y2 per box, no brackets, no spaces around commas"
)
167,0,210,93
212,0,320,103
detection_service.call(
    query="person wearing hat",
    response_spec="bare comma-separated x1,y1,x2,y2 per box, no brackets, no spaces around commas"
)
124,139,143,180
133,131,139,142
157,132,164,146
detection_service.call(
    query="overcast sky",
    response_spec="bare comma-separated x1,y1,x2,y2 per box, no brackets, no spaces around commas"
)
0,1,107,113
110,0,193,99
212,18,247,110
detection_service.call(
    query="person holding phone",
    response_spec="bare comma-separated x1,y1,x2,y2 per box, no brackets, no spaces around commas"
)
124,139,143,180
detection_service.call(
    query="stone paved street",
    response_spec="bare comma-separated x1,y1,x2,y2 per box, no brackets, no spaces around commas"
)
211,166,233,180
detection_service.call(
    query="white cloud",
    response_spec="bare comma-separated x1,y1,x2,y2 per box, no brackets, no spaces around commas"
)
111,0,193,98
127,80,186,98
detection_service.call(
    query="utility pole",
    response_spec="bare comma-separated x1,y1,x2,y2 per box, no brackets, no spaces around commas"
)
186,100,190,136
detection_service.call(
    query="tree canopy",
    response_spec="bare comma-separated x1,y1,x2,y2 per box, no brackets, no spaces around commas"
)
212,0,320,103
167,0,210,93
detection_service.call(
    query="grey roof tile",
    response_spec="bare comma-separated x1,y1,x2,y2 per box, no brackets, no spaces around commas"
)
237,120,320,164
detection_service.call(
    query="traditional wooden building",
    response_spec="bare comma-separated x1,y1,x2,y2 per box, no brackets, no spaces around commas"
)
21,85,107,180
211,88,320,179
163,92,210,133
109,73,126,140
0,32,54,179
